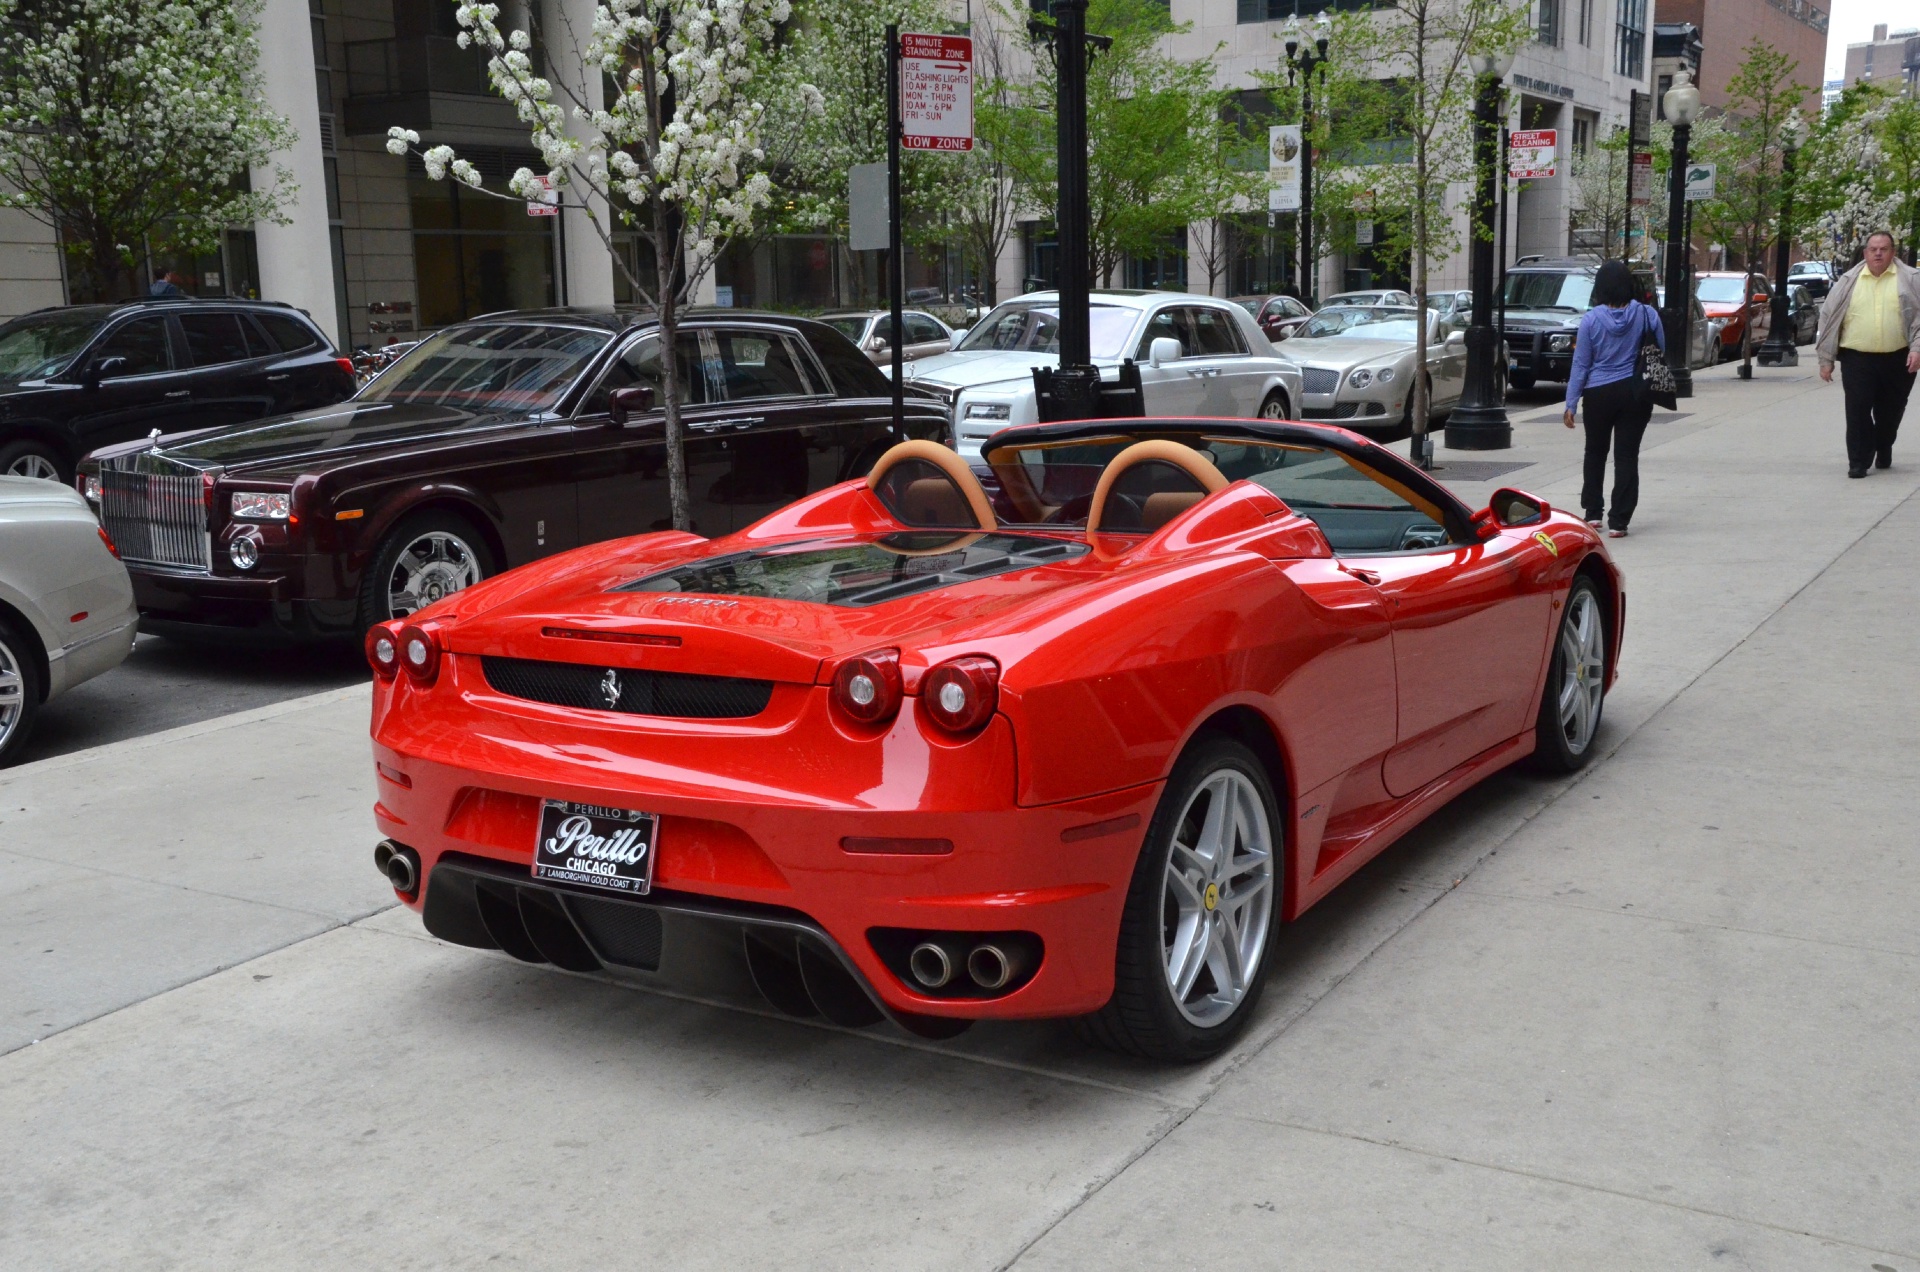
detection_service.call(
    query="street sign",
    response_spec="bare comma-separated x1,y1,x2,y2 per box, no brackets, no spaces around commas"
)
524,174,558,217
1629,150,1653,205
1685,161,1716,201
1267,124,1302,213
1355,219,1374,246
898,33,972,151
1629,90,1651,147
1509,129,1557,179
848,162,888,250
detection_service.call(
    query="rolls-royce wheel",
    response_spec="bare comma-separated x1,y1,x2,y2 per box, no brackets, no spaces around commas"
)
1076,735,1282,1062
1529,575,1609,773
0,440,66,484
0,617,44,768
359,511,495,630
1258,391,1290,421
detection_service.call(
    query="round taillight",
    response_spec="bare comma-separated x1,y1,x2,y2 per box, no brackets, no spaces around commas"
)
365,624,400,680
922,655,1000,733
832,648,902,724
397,623,440,686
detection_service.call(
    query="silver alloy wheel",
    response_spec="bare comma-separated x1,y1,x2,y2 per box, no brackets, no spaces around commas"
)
1557,588,1606,755
5,452,60,481
1259,394,1288,419
1159,769,1275,1027
385,530,482,619
0,636,23,750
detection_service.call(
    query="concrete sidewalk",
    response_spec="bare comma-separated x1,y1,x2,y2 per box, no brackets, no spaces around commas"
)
1,363,1915,1268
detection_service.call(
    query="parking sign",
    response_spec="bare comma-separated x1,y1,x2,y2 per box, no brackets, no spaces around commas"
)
898,33,973,152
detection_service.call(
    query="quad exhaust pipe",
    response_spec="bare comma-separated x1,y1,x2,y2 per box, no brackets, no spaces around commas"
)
374,840,420,896
908,942,954,989
966,942,1027,991
905,938,1034,992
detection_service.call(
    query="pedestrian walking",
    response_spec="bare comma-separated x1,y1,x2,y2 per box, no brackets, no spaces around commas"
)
147,269,187,298
1814,230,1920,478
1562,259,1665,538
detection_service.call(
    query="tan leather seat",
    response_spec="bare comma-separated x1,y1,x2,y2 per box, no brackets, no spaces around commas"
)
1140,490,1206,531
1087,440,1228,534
865,439,997,530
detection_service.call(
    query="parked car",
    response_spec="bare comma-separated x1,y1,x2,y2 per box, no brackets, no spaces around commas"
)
1787,260,1833,299
1230,294,1314,342
1654,287,1723,370
361,421,1621,1059
1784,284,1822,345
77,309,947,643
1696,271,1773,358
819,310,956,364
1279,306,1467,436
1426,289,1475,333
0,299,354,485
1500,258,1658,391
1320,289,1416,309
0,475,138,766
901,290,1302,458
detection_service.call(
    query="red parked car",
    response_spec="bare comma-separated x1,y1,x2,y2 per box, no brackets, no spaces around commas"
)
1696,271,1772,358
366,420,1624,1060
1231,294,1314,342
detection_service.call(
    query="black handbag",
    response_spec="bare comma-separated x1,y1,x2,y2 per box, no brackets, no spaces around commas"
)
1634,304,1679,410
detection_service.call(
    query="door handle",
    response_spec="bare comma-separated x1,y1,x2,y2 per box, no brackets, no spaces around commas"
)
1342,566,1383,586
704,417,763,431
164,390,190,398
266,374,290,382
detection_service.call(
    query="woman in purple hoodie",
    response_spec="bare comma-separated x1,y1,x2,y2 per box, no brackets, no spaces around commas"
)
1563,259,1664,537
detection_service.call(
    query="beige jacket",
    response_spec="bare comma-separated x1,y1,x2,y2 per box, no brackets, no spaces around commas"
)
1814,258,1920,369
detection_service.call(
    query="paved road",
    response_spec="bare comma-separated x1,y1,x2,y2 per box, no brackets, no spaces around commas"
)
4,363,1915,1268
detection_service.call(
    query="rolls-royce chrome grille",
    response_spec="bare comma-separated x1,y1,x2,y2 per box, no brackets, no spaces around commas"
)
100,469,211,570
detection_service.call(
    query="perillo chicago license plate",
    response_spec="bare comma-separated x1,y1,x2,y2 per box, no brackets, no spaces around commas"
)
533,799,657,894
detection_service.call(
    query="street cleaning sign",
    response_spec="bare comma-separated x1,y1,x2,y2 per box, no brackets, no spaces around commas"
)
898,33,973,151
1684,162,1716,201
1267,124,1302,212
1509,129,1557,179
1629,150,1653,205
524,174,559,217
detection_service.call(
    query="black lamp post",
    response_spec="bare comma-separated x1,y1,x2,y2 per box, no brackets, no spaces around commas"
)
1283,8,1331,307
1660,66,1701,399
1758,108,1805,367
1445,47,1514,451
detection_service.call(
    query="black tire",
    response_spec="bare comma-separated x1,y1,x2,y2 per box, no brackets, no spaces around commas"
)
1075,735,1283,1062
1507,370,1536,393
1529,575,1609,774
0,438,68,485
1257,390,1291,421
357,510,496,633
0,615,45,769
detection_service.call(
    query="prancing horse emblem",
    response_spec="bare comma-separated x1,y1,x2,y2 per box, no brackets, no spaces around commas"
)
600,668,622,709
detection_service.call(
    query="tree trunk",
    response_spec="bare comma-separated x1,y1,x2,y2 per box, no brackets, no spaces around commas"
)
658,248,692,533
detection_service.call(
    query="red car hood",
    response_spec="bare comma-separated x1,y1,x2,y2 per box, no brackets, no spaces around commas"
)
428,529,1165,687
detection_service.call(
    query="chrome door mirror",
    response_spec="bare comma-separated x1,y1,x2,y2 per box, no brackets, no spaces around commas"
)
1148,337,1183,368
83,356,130,390
608,384,656,425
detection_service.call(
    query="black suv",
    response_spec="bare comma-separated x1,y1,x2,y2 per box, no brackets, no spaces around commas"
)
1500,257,1657,391
0,300,354,484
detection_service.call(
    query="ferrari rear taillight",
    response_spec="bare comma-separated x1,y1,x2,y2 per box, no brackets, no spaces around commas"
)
398,623,440,686
366,623,401,679
922,655,1000,733
832,648,902,724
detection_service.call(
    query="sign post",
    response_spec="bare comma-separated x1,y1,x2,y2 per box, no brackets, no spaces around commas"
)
1508,129,1558,179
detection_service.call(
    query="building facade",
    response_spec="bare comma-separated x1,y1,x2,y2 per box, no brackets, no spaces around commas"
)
1651,0,1826,115
1839,24,1920,96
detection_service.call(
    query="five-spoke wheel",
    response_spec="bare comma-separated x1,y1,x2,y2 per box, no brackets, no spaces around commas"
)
1531,575,1609,772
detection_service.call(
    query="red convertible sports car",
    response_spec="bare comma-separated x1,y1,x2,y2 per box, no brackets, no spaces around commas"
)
366,419,1622,1060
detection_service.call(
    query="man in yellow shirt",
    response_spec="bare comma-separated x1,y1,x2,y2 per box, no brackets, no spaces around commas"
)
1814,231,1920,477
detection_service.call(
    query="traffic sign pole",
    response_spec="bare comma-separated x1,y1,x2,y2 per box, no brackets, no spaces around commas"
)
885,25,904,437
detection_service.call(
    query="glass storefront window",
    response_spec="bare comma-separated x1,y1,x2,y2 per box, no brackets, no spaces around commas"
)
409,172,555,328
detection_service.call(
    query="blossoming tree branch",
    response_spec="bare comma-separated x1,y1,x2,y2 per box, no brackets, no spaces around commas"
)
388,0,820,532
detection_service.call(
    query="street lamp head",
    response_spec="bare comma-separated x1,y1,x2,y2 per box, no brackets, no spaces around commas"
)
1283,13,1302,59
1312,10,1332,56
1663,67,1701,127
1469,48,1513,79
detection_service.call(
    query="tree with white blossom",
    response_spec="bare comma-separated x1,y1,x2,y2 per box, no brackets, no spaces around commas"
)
0,0,296,299
389,0,819,531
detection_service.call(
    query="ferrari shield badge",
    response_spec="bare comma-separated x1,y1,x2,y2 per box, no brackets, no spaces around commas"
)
1532,531,1559,557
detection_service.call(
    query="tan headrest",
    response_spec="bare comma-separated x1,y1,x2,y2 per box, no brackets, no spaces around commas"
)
1087,440,1227,534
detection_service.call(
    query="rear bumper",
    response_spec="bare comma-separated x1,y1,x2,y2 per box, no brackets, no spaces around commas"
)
371,665,1158,1019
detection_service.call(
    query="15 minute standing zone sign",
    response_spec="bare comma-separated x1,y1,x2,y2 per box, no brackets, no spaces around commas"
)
899,33,973,152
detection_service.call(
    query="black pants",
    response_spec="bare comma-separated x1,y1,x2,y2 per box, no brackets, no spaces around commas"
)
1839,349,1916,470
1579,378,1652,529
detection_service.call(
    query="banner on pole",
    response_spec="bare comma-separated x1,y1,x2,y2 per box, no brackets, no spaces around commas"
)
1267,124,1302,213
1629,150,1653,205
1508,129,1557,179
848,162,889,250
898,33,973,151
1684,162,1716,201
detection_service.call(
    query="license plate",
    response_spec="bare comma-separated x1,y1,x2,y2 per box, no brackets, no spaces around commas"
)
533,800,657,894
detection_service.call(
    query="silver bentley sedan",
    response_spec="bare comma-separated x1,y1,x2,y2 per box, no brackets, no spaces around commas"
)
1282,306,1468,439
0,475,137,765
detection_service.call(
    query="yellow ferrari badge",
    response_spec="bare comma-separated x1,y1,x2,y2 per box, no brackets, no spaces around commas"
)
1204,882,1220,911
1532,531,1559,557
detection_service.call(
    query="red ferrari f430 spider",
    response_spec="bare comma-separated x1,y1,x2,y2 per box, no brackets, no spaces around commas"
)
366,419,1621,1060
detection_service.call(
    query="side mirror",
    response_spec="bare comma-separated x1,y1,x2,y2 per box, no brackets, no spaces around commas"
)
1446,329,1466,348
1148,337,1183,368
84,355,129,389
867,335,889,354
608,384,656,425
948,329,968,349
1485,486,1550,529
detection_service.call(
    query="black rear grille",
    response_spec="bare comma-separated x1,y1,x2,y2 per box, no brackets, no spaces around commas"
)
567,896,664,970
481,656,774,719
